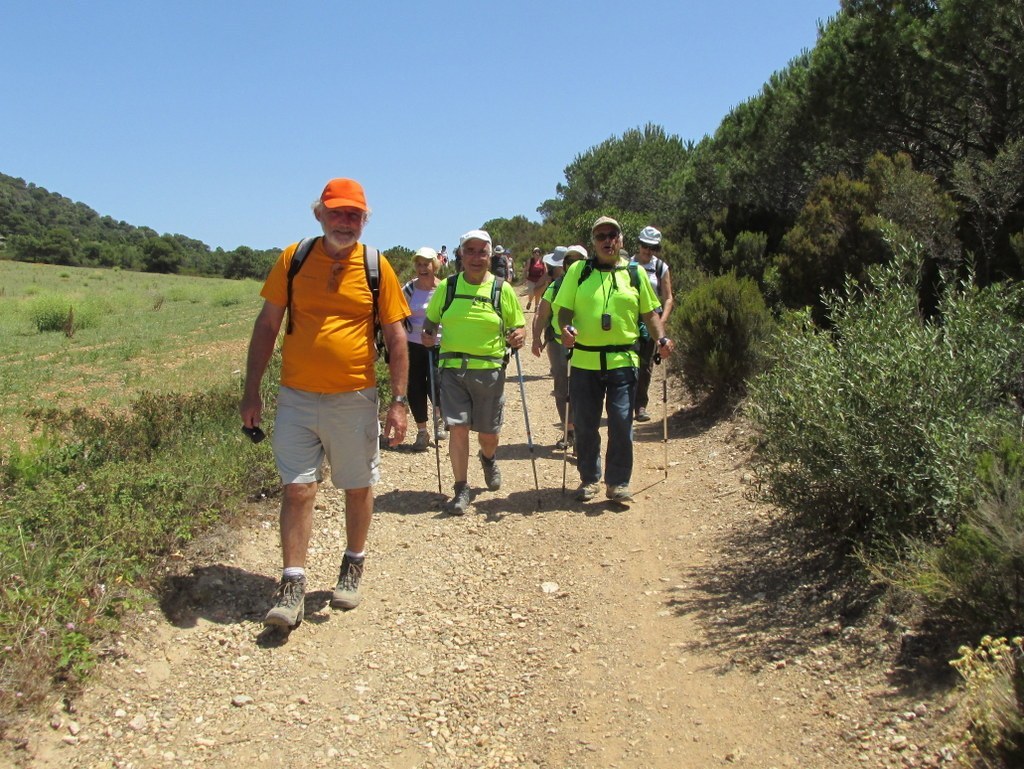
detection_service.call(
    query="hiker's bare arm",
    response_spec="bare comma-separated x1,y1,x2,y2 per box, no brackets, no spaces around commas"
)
531,301,552,356
506,325,526,350
240,301,285,427
557,308,576,348
641,309,675,358
421,320,439,346
382,320,409,447
659,271,674,322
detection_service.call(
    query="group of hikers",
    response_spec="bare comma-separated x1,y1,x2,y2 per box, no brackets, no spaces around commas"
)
240,178,675,629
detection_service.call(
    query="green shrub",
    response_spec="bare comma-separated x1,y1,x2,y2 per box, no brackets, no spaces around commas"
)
895,436,1024,632
670,271,774,403
0,385,280,720
746,249,1024,549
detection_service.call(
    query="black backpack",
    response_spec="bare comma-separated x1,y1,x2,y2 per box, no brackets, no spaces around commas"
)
490,252,511,279
285,236,389,360
568,260,651,368
436,274,509,366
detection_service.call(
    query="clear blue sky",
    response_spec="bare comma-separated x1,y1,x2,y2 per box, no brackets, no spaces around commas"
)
1,1,838,254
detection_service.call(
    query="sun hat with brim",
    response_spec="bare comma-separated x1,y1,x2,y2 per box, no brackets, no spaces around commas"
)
638,226,662,245
543,246,569,267
565,245,587,260
413,246,439,262
591,215,621,234
320,178,368,211
460,229,492,246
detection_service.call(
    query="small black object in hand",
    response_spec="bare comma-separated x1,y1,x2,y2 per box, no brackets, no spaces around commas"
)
242,425,266,444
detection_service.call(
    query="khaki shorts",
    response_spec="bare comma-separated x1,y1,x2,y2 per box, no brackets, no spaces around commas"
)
272,386,381,489
439,367,506,434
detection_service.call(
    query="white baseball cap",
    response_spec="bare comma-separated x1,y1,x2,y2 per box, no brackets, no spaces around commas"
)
460,229,492,246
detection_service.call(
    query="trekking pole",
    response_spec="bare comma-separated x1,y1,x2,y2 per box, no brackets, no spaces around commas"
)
427,347,443,498
656,350,668,481
513,348,542,507
561,349,572,495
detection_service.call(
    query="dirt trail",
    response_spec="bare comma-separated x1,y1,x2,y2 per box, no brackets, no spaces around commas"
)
12,295,963,769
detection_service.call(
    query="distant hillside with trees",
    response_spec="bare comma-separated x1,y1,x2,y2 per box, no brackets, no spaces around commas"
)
0,172,282,279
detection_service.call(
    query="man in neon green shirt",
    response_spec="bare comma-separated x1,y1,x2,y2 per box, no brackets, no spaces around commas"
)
554,216,675,504
422,229,526,515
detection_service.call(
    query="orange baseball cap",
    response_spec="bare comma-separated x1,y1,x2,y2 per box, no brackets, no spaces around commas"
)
320,178,368,211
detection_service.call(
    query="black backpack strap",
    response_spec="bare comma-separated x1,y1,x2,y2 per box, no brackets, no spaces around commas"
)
627,263,641,290
441,274,458,315
363,246,386,360
576,259,595,286
285,236,319,335
573,341,641,372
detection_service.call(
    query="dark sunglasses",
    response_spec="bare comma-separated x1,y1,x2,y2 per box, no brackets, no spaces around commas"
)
640,243,661,252
593,230,620,242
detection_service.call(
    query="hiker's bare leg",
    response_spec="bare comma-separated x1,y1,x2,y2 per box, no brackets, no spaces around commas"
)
344,487,373,553
280,481,317,567
450,424,470,483
478,431,499,460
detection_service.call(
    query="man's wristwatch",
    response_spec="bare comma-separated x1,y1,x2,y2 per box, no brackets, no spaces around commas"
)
392,395,409,408
658,336,670,346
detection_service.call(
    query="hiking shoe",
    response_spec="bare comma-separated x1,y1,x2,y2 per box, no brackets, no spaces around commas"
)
449,482,471,516
635,408,651,422
434,417,447,442
264,576,306,628
479,452,501,491
575,482,600,501
606,484,634,504
330,555,365,610
555,431,574,451
412,429,429,452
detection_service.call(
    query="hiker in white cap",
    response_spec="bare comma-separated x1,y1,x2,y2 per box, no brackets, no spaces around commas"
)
421,229,527,515
630,226,674,422
402,247,447,450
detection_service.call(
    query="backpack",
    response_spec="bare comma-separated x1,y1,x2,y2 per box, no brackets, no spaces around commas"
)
285,236,390,361
490,252,511,280
570,260,651,369
437,274,509,366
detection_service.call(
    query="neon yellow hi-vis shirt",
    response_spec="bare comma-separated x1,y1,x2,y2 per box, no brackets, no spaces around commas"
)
551,258,661,371
425,274,526,370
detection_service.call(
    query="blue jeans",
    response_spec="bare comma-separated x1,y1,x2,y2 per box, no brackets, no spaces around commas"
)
569,366,637,488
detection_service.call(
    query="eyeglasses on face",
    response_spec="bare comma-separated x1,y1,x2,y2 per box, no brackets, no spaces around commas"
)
593,230,620,243
640,243,661,252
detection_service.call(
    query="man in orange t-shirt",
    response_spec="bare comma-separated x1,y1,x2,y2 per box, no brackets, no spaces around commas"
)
240,178,411,630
